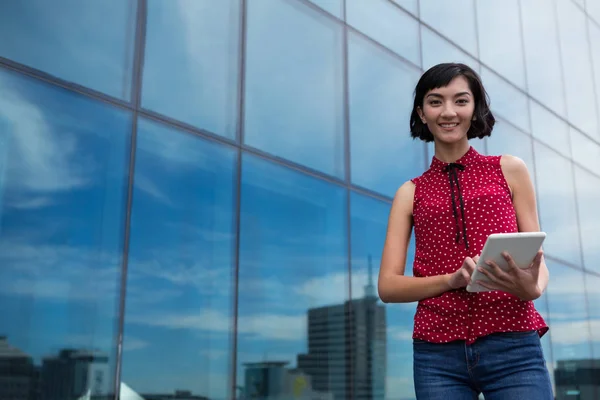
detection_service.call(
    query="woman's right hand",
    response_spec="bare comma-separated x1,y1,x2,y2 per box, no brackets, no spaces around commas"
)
447,256,479,290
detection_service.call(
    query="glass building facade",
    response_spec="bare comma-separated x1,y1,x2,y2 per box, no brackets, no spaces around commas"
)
0,1,599,399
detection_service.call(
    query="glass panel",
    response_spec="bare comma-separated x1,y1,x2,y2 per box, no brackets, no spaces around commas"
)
589,1,600,26
534,294,555,393
346,0,420,66
588,22,600,141
487,119,535,188
556,0,599,138
574,166,600,274
476,0,526,89
0,68,131,399
585,274,600,365
419,0,478,57
0,0,136,100
348,31,425,197
307,0,343,18
420,25,480,72
350,192,418,398
545,262,593,399
570,128,600,174
530,100,570,158
142,0,241,139
391,0,419,16
521,0,567,116
534,142,582,265
244,0,345,177
481,67,530,133
121,119,237,399
237,154,348,400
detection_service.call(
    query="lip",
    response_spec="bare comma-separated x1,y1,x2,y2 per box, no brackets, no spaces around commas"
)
438,122,460,130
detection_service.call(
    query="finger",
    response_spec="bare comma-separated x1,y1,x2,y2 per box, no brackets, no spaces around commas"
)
484,260,504,278
476,280,498,291
461,269,471,284
463,258,476,275
477,266,499,284
472,255,480,264
502,252,519,272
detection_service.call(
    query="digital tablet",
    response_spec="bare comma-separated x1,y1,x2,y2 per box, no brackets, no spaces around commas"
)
466,232,546,293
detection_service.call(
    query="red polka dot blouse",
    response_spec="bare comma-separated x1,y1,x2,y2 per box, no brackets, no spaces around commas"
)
410,146,548,344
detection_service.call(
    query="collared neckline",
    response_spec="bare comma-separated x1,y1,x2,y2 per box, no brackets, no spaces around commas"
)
429,146,480,171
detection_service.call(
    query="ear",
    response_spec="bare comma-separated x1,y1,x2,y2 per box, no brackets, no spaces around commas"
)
417,107,425,123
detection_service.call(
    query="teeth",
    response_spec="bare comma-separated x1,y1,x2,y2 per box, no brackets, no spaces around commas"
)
440,123,458,128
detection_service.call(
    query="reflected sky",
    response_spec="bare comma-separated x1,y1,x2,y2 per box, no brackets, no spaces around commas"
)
121,118,237,398
306,0,343,19
0,0,135,100
534,142,582,265
573,166,600,275
348,31,425,197
520,0,566,117
2,1,600,399
142,0,240,139
476,0,526,89
0,67,131,394
556,0,599,138
244,0,345,178
347,0,420,66
545,262,592,362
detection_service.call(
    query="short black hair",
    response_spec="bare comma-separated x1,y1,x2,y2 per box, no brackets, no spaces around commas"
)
409,63,495,142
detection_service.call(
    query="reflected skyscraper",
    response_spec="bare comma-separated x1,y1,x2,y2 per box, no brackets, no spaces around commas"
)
0,336,39,400
554,359,600,400
298,256,386,400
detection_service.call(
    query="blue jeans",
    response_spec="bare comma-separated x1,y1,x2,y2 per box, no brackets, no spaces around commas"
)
413,330,553,399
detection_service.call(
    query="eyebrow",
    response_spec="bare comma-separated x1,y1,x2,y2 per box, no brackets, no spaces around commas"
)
426,91,472,99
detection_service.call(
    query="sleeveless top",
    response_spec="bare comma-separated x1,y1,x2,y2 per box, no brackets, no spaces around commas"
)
410,146,548,344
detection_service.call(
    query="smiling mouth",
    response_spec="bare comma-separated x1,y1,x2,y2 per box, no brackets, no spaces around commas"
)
439,123,459,128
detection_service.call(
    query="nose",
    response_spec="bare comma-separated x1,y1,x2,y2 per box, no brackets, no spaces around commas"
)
440,104,458,118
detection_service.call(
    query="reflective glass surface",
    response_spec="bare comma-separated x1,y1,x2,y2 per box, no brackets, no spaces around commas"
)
480,67,530,133
420,25,480,72
0,0,136,100
347,0,420,66
348,31,425,197
556,0,599,138
476,0,526,89
546,261,593,398
244,0,345,177
419,0,477,56
237,154,348,400
142,0,241,139
530,100,571,158
570,128,600,174
574,166,600,274
350,192,417,398
588,22,600,141
534,142,582,265
487,119,535,188
121,119,237,399
0,68,131,398
307,0,343,18
520,0,566,116
391,0,418,16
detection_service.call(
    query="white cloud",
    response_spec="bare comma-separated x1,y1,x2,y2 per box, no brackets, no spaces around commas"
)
0,76,89,194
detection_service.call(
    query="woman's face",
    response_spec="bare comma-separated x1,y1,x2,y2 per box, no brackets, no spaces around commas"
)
417,76,476,144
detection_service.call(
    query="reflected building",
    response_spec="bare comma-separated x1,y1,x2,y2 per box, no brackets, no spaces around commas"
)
555,359,600,400
298,257,386,400
0,336,39,400
40,349,110,400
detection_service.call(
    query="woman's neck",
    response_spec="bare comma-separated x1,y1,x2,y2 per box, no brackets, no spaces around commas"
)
433,140,471,163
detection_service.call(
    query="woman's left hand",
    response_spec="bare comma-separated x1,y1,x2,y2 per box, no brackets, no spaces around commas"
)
476,250,544,301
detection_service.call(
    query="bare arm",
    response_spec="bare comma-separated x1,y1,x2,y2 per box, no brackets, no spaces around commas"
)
377,181,454,303
501,155,550,294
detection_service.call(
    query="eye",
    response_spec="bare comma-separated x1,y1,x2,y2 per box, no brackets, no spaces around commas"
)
428,100,441,106
456,98,469,105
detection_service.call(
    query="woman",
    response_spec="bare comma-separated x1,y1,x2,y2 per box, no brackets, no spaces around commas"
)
378,63,553,399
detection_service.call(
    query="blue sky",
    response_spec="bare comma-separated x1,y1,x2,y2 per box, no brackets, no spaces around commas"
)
1,1,600,400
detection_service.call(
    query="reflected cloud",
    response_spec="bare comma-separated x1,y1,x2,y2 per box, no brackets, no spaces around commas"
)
0,76,89,193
